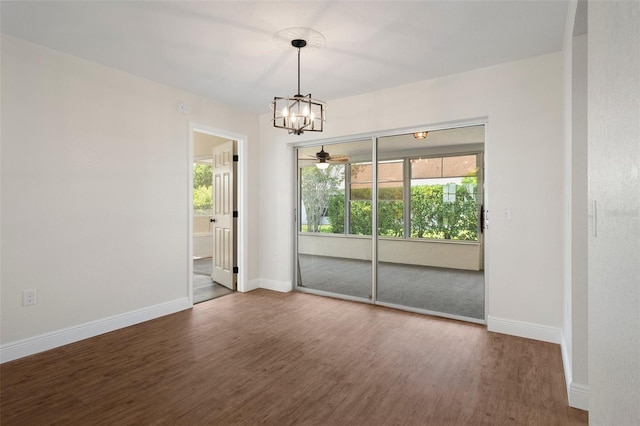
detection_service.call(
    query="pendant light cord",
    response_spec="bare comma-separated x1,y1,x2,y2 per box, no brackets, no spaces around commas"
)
297,47,301,97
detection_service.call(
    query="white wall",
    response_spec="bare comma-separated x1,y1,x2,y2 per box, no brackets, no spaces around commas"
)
258,52,566,339
0,36,260,356
588,1,640,424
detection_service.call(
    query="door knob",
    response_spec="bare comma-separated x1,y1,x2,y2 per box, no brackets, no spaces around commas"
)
210,218,216,223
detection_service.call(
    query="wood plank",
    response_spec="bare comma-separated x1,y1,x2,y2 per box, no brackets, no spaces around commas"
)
0,290,587,425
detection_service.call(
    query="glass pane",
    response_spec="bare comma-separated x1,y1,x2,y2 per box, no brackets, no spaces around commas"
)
410,157,442,179
299,164,345,233
297,140,372,300
442,154,478,178
410,155,479,241
193,162,213,216
350,163,372,201
378,160,404,237
376,127,485,321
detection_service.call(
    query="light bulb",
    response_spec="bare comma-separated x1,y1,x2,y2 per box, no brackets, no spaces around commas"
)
316,161,329,170
413,131,428,140
282,107,289,117
303,106,309,117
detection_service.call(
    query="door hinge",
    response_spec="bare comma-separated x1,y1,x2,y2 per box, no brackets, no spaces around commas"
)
233,155,239,162
233,211,238,218
233,266,238,274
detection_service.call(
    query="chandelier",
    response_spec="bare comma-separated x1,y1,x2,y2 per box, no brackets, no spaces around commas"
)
413,131,428,140
271,39,326,135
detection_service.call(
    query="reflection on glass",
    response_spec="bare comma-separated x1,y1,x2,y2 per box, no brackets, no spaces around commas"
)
376,128,485,320
299,164,345,233
349,163,372,235
295,127,486,321
378,161,404,237
410,154,479,241
297,140,372,300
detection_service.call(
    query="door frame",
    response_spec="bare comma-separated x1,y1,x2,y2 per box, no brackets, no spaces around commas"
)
188,122,248,306
291,117,489,324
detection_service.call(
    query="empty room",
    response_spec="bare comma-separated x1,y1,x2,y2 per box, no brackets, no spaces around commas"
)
1,1,638,425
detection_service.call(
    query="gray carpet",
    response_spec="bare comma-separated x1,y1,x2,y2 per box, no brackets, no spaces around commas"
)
298,254,484,320
193,258,233,304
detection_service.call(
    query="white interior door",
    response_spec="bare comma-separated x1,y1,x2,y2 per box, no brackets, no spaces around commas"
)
211,141,236,290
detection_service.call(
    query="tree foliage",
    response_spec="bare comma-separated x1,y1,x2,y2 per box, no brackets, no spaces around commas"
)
194,164,212,188
410,183,477,240
301,165,345,232
193,164,213,213
193,185,213,212
324,180,478,241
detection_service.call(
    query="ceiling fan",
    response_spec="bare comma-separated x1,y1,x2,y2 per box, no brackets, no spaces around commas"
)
300,146,349,169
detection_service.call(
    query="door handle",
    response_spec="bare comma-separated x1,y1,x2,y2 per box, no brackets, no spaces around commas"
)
210,218,216,223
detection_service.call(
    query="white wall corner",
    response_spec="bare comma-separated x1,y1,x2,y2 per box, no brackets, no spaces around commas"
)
259,278,292,293
568,382,589,411
0,297,191,364
243,278,262,292
487,315,562,344
561,333,573,398
560,333,588,411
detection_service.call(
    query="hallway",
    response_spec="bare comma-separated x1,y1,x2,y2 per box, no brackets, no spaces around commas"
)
193,257,233,303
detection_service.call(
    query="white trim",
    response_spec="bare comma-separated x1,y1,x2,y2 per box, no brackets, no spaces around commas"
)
561,334,589,411
188,122,249,294
487,315,562,344
244,278,261,292
290,118,490,322
568,382,589,411
290,117,490,149
260,278,292,293
561,333,573,401
377,301,486,325
0,298,190,363
297,286,371,304
188,125,195,306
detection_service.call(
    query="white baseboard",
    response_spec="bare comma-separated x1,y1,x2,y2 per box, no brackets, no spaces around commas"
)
259,278,292,293
568,382,589,410
560,335,589,411
243,278,261,292
487,315,562,344
0,297,191,364
560,334,574,401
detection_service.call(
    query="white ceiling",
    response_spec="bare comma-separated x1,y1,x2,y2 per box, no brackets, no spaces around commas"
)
0,1,568,114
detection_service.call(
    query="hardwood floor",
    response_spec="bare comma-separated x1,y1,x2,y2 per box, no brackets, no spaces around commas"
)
1,290,587,425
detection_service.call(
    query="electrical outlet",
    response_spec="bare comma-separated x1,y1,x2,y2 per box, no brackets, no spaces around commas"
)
22,289,37,306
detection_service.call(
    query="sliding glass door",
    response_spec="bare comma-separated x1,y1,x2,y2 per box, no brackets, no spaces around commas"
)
376,131,485,320
296,140,373,300
295,125,485,322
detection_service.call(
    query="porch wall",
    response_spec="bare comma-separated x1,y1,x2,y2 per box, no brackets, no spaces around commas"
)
298,233,482,271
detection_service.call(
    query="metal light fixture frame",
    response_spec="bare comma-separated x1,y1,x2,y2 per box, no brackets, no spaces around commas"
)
271,39,326,135
413,131,428,140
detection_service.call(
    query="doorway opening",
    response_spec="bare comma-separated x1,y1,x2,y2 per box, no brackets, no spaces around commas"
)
295,124,487,323
190,127,241,304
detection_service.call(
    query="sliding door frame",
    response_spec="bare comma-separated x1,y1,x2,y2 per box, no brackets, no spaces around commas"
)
292,118,489,323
